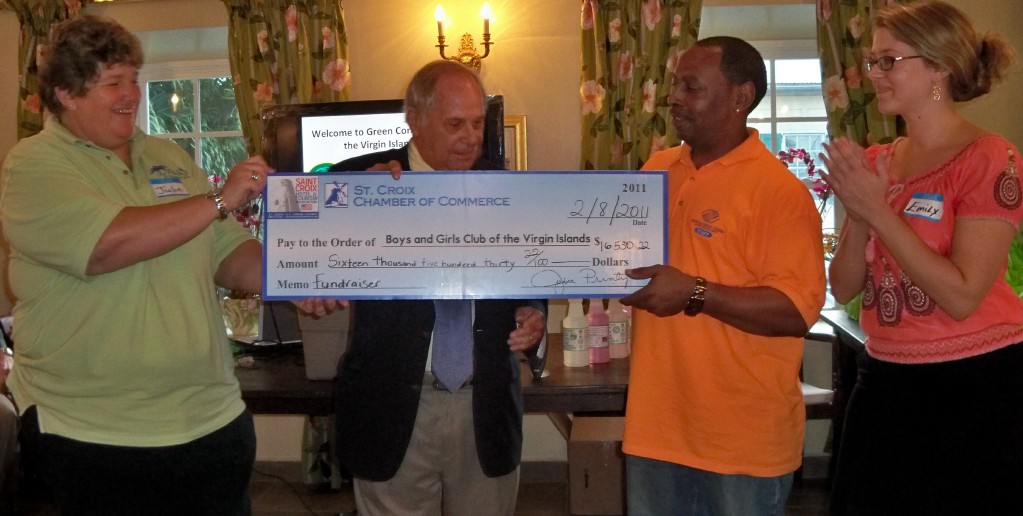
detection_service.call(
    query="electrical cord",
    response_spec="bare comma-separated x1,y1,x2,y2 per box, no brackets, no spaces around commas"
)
250,465,321,515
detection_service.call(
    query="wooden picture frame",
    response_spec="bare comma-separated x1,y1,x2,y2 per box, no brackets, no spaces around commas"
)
503,115,527,170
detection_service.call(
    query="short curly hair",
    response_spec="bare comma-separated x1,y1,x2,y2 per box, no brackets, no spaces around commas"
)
38,15,144,117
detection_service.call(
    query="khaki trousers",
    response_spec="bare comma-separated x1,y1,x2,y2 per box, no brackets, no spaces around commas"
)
354,382,519,516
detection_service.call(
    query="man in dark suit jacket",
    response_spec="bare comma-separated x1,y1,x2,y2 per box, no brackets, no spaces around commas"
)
328,60,547,516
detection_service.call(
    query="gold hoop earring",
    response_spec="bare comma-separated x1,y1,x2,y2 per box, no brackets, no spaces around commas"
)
932,84,942,101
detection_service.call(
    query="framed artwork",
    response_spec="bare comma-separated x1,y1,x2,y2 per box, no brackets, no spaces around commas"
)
503,115,527,171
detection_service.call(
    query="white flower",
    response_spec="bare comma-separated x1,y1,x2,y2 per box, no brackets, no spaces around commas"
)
848,14,864,40
641,79,656,113
642,0,663,31
823,74,850,112
286,5,299,42
608,18,622,43
322,27,335,49
581,80,606,116
817,0,832,22
581,0,596,30
618,51,635,83
323,59,352,92
257,29,270,54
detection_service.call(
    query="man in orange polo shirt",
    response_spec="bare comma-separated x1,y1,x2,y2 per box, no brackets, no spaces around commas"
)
621,36,826,515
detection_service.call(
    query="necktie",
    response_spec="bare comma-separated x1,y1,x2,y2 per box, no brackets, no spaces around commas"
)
432,300,473,391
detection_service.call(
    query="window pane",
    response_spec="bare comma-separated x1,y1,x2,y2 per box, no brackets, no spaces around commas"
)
750,85,773,120
777,121,827,176
749,122,774,151
750,60,773,120
171,137,196,160
201,136,248,177
148,80,195,134
776,121,833,229
775,59,825,118
199,77,241,132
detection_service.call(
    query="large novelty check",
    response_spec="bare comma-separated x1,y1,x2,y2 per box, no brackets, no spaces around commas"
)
261,171,666,300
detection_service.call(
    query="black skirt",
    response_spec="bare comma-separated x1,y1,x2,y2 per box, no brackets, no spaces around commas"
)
829,341,1023,516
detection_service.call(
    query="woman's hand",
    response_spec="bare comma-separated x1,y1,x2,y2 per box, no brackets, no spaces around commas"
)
819,138,891,225
221,156,274,211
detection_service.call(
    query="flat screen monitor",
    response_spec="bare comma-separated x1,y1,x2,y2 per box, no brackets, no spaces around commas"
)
260,96,505,173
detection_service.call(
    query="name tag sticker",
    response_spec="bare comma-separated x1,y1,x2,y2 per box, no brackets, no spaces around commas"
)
903,192,943,222
150,178,189,198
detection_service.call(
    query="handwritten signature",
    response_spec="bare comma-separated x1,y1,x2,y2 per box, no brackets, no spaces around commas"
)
530,268,631,294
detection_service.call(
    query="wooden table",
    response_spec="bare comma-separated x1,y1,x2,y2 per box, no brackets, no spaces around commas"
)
818,308,867,348
236,334,630,416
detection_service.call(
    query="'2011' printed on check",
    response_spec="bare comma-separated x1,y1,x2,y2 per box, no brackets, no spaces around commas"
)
261,171,667,300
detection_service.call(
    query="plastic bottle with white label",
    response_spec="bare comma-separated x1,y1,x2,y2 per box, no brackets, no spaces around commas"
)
607,298,631,359
587,298,610,364
562,299,590,367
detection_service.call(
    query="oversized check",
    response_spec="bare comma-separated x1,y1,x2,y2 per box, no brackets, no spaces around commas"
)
261,171,666,300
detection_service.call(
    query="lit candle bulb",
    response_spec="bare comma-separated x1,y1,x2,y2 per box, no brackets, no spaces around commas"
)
435,5,445,38
481,2,492,34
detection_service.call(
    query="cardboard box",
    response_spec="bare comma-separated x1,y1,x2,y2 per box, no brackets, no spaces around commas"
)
568,416,626,515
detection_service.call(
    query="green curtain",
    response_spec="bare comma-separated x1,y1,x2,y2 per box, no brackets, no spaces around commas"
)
221,0,350,487
580,0,702,170
817,0,911,321
1,0,88,140
221,0,351,158
816,0,909,147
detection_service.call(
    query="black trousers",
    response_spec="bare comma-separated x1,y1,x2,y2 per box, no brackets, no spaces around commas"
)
19,406,256,516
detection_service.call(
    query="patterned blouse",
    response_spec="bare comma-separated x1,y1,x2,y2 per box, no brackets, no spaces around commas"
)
860,135,1023,364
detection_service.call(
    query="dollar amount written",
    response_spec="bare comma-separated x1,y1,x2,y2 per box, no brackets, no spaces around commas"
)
593,238,651,251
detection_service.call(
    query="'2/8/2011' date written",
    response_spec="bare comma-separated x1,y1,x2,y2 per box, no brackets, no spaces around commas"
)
569,195,649,225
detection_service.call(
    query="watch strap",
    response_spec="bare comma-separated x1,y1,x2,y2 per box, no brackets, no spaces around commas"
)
683,276,707,316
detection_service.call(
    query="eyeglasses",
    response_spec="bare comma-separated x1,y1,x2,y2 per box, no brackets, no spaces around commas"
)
864,55,924,72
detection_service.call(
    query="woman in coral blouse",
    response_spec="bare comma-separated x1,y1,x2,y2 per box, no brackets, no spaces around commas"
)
821,2,1022,515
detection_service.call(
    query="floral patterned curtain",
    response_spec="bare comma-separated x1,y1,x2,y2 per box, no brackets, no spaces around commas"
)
221,0,351,158
220,0,350,487
580,0,702,170
817,0,910,320
1,0,88,140
816,0,908,147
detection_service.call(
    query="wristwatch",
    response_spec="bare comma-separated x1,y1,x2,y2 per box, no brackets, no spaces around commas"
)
683,276,707,316
205,191,229,221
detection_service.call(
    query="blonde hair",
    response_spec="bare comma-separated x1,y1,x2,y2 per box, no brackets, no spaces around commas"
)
874,1,1015,102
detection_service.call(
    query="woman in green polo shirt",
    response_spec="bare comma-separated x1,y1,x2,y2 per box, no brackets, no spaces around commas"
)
0,15,272,514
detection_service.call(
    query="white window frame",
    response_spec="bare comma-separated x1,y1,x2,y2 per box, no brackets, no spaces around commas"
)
137,59,242,170
749,40,828,153
748,40,838,232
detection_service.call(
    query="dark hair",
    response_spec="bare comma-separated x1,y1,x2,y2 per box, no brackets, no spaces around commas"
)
694,36,767,114
874,1,1015,102
38,15,144,117
404,60,486,115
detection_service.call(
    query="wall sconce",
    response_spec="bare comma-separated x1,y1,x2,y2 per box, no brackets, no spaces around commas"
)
435,3,493,71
